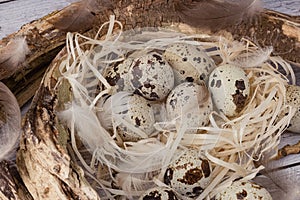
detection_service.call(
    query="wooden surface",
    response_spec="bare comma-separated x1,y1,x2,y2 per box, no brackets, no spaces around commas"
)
263,0,300,16
0,0,70,39
0,0,300,39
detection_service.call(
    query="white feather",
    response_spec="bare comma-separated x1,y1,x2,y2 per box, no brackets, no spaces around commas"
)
0,82,21,161
58,101,178,177
0,37,30,80
114,172,157,197
58,102,108,152
256,133,300,200
96,92,132,130
231,46,273,68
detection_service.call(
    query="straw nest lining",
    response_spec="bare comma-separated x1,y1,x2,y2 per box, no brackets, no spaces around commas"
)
56,15,296,199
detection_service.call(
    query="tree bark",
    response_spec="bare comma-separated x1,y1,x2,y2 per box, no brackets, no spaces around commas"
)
0,160,33,200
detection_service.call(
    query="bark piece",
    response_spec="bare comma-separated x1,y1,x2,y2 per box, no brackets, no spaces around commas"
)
17,51,100,199
0,160,33,200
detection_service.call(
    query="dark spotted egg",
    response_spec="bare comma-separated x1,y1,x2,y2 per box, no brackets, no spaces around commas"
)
164,149,212,198
97,92,156,142
214,181,272,199
284,84,300,133
104,58,135,94
163,43,216,85
166,82,213,134
139,187,178,200
208,64,250,117
129,52,174,101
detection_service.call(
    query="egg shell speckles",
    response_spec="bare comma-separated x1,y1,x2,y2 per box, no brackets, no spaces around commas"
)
100,93,156,142
214,181,272,200
139,187,178,200
119,94,156,141
209,64,250,117
164,149,212,198
104,59,134,94
284,84,300,133
166,82,213,134
163,43,216,85
129,52,174,101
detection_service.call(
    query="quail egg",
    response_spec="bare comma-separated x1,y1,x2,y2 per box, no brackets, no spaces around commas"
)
129,52,174,101
139,187,178,200
166,82,213,134
163,43,216,85
97,92,156,142
208,64,250,117
104,58,134,94
283,84,300,133
164,149,212,198
214,180,272,200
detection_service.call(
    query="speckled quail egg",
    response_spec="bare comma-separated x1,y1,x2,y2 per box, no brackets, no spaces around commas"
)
166,82,213,134
97,92,156,142
208,64,250,117
163,43,216,85
164,149,212,198
214,180,272,200
139,187,178,200
129,52,174,101
104,58,134,94
283,84,300,133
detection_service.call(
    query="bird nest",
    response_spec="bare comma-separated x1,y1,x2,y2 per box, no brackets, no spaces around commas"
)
31,16,295,199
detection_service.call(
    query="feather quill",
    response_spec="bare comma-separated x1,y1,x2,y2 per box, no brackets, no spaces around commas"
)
0,37,30,80
0,82,21,161
175,0,263,30
48,0,113,32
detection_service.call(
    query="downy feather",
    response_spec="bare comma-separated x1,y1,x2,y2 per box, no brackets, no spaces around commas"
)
261,157,300,200
48,0,113,32
175,0,263,30
0,37,30,80
0,82,21,161
58,102,108,152
58,101,176,174
114,172,157,197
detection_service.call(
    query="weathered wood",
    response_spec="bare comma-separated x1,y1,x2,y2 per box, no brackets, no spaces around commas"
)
0,0,70,39
0,160,33,200
262,0,300,16
16,47,100,200
226,10,300,64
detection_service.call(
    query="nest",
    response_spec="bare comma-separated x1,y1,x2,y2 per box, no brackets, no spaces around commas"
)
35,16,296,199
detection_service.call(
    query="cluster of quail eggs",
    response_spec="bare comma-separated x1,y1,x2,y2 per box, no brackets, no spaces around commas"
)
98,42,251,142
96,42,272,199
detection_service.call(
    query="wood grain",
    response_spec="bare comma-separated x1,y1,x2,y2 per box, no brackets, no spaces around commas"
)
263,0,300,16
0,0,69,39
